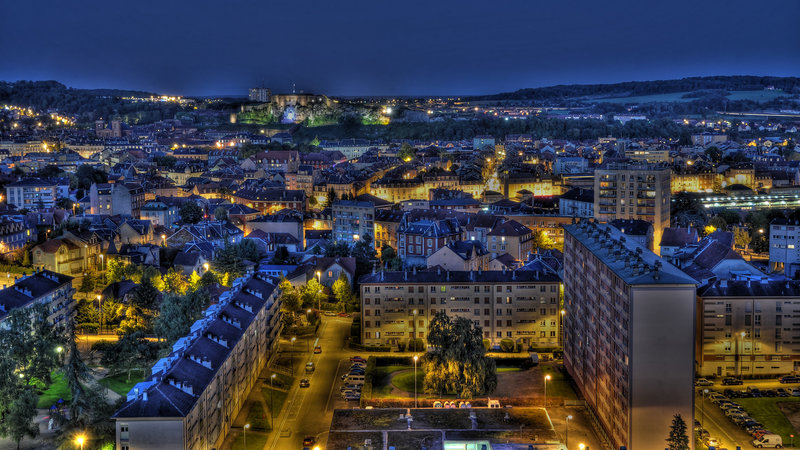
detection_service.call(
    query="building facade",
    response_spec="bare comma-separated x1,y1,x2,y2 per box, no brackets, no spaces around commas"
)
113,273,281,450
697,279,800,377
5,178,63,211
593,163,671,253
0,270,75,327
332,200,375,243
359,268,562,350
769,219,800,276
563,220,695,450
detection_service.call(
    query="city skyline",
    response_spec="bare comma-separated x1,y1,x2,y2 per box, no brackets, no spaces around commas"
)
1,0,798,96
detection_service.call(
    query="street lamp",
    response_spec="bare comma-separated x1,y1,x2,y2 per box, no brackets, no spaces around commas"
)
243,423,250,449
413,355,419,408
579,444,585,450
76,435,85,450
702,388,709,429
412,309,418,346
270,374,277,424
544,374,551,407
290,337,296,375
96,294,103,333
565,415,573,448
203,262,209,272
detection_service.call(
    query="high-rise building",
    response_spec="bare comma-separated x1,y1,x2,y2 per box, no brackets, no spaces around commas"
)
113,273,281,450
593,163,671,253
0,270,75,327
332,200,375,243
563,220,695,450
769,219,800,276
248,87,271,103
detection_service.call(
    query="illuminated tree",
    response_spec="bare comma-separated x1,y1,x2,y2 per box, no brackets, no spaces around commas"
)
666,414,690,450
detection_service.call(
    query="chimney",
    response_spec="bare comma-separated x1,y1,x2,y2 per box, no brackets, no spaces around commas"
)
142,391,148,401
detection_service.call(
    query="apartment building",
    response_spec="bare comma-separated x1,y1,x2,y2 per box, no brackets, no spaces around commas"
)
359,268,562,350
697,279,800,376
769,219,800,276
563,220,695,450
89,182,146,217
0,270,75,328
5,178,65,211
593,163,671,253
332,200,375,242
113,273,281,450
559,188,594,218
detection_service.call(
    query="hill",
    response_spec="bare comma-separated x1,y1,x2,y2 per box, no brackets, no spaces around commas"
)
469,76,800,102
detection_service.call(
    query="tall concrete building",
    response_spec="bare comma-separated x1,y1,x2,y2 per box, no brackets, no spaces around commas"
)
332,200,375,243
563,220,695,450
769,218,800,276
0,270,75,327
113,273,281,450
248,87,271,103
359,267,562,350
593,163,671,253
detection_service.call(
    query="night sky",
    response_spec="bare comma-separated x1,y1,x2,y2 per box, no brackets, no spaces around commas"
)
2,0,798,97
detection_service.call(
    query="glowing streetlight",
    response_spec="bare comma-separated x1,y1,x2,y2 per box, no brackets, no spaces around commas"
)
76,435,85,450
203,262,209,272
579,444,585,450
544,374,551,407
413,355,419,408
56,346,63,353
243,423,250,449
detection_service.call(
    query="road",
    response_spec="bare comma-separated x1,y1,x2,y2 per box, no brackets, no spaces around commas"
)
696,390,758,450
268,316,352,450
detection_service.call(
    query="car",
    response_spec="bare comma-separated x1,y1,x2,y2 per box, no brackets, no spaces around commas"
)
694,420,702,431
340,384,361,392
777,388,790,397
695,378,714,386
722,377,743,385
792,389,800,396
780,375,800,384
343,392,361,401
350,356,366,363
302,436,315,446
300,378,310,388
349,369,365,375
762,389,777,397
338,312,349,317
314,345,322,354
705,437,720,448
305,362,315,373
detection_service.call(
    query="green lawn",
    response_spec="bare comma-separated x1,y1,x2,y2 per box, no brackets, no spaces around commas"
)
540,366,578,400
373,365,412,396
99,370,145,396
262,386,290,430
391,370,424,393
38,371,71,409
737,397,800,447
497,367,522,373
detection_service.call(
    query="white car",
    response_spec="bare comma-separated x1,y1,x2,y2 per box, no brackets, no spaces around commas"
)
705,438,720,448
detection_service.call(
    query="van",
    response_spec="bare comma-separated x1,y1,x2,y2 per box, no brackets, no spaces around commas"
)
752,434,783,448
345,375,365,385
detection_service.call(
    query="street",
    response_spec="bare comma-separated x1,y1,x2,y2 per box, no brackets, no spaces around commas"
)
268,316,352,450
696,390,758,450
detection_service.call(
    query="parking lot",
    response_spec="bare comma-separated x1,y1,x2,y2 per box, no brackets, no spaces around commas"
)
695,377,800,449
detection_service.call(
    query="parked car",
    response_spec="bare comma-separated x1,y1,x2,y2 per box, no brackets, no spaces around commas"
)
705,437,720,448
303,436,315,446
777,388,790,397
343,392,361,401
779,375,799,384
305,362,315,373
722,377,743,385
695,378,714,386
300,378,310,388
752,433,783,448
350,356,366,363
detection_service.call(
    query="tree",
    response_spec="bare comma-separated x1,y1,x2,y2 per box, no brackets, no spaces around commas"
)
120,277,160,334
301,278,327,309
214,206,228,221
422,311,497,398
324,240,350,257
270,245,290,264
398,142,416,162
332,273,353,312
708,216,727,231
0,387,39,450
189,271,202,291
161,267,188,294
666,414,690,450
106,256,126,284
278,277,301,316
179,201,204,224
214,240,262,281
78,271,97,298
154,290,210,345
380,245,403,270
352,233,377,281
734,227,752,250
530,230,556,251
323,188,337,209
102,331,157,383
61,324,92,427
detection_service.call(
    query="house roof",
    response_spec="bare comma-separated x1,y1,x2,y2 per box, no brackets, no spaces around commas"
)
488,219,531,237
660,227,699,248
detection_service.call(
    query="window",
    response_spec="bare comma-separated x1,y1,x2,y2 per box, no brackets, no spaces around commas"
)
506,320,512,327
365,321,371,328
440,286,446,292
496,309,502,316
365,298,371,305
484,309,490,315
365,310,370,316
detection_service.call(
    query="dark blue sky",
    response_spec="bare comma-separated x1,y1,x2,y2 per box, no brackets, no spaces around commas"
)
2,0,798,97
